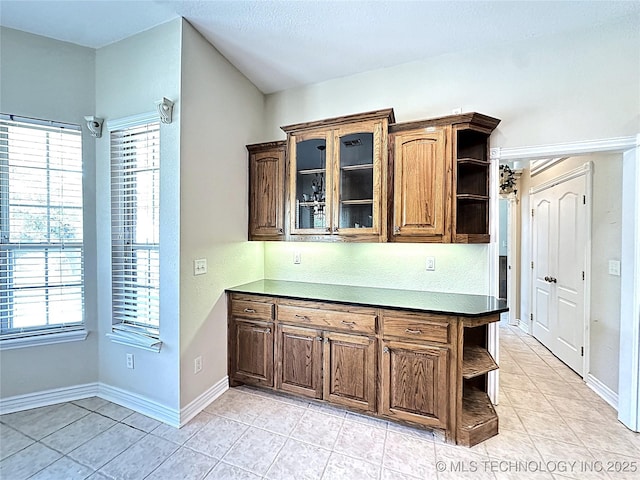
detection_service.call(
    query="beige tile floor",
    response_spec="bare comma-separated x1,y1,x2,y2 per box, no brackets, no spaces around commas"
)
2,324,639,479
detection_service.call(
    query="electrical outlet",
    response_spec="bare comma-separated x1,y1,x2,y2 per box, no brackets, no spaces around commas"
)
126,353,134,369
194,258,207,276
293,251,301,265
194,356,203,374
452,107,462,114
426,256,436,271
608,260,621,276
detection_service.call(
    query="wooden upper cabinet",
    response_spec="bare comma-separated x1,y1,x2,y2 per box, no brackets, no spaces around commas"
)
282,109,394,242
390,126,451,242
247,141,286,241
389,113,500,244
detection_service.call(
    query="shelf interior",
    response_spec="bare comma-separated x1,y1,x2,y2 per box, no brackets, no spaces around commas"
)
460,386,497,431
463,346,498,379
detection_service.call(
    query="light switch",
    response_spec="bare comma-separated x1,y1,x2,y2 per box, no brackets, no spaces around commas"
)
194,258,208,276
608,260,620,276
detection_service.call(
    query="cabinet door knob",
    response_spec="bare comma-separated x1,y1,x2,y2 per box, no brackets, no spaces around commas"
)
383,346,390,353
394,226,400,233
315,336,323,342
278,228,283,233
243,308,256,313
326,227,331,232
333,227,339,233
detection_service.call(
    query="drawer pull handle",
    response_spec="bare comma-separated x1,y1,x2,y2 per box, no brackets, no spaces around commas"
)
405,328,422,335
341,320,356,327
295,314,311,321
243,308,256,313
252,327,271,334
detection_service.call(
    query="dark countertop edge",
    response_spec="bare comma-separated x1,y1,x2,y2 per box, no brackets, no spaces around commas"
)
226,281,509,318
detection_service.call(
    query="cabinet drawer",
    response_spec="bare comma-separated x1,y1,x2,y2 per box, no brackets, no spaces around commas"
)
382,311,452,344
277,305,376,334
231,299,274,321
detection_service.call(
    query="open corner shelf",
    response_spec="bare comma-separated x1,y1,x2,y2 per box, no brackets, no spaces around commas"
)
463,345,498,379
458,386,498,447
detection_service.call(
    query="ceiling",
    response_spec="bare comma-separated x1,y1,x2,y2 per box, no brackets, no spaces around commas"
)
1,1,638,94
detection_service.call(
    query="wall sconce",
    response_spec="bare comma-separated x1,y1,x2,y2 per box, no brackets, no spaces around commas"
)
84,116,104,138
156,97,174,124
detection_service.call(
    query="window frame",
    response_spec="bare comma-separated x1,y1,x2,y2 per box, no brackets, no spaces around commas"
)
107,112,162,353
0,114,86,349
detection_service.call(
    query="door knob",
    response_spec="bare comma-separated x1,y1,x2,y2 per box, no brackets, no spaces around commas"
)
551,277,557,283
544,276,551,282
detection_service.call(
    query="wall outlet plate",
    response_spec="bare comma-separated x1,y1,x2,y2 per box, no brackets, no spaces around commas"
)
126,353,134,369
426,256,436,271
293,251,301,264
194,356,203,374
194,258,207,276
608,260,621,276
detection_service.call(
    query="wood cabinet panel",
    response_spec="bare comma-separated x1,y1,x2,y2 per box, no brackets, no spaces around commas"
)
381,340,449,429
248,142,285,240
230,299,274,321
277,304,376,335
391,127,450,241
323,332,376,412
382,310,453,344
230,319,274,387
276,324,323,399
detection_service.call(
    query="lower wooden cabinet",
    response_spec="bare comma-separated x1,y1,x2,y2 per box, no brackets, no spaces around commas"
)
323,332,376,412
229,319,274,387
380,340,449,429
227,292,500,446
276,324,323,398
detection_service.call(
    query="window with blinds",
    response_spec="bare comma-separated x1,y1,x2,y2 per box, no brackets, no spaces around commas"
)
0,116,84,339
110,121,160,339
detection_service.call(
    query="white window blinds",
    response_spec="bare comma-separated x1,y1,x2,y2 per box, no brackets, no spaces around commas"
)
110,121,160,337
0,116,84,338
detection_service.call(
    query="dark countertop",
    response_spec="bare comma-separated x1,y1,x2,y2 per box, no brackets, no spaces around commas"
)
227,279,508,317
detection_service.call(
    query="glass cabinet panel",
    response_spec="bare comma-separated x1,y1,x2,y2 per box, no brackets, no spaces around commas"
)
338,132,374,229
295,138,328,230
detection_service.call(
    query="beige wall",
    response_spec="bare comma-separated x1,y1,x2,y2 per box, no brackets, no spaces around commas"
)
95,20,182,410
0,28,98,398
520,153,623,393
259,15,638,297
179,20,265,408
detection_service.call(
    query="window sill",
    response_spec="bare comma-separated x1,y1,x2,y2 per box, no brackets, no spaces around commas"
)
106,329,162,353
0,329,88,351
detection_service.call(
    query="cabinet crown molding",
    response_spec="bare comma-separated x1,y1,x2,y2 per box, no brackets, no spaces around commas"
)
281,108,395,134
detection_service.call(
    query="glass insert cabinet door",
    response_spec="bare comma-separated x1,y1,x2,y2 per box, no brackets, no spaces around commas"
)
291,132,333,233
289,121,383,237
336,129,375,230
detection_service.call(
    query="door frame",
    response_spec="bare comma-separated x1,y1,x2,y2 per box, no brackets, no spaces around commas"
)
529,163,592,377
491,134,640,432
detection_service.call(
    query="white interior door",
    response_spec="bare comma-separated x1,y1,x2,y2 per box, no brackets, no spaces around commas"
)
532,175,587,375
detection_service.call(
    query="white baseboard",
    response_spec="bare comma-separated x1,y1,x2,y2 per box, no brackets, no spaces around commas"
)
518,320,531,335
586,374,619,410
0,378,229,428
180,376,229,427
0,383,99,415
97,383,180,428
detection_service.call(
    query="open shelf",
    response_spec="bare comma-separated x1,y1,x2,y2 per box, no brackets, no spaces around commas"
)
298,201,326,207
463,346,498,379
458,386,498,447
456,194,489,201
341,199,373,205
457,158,489,166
